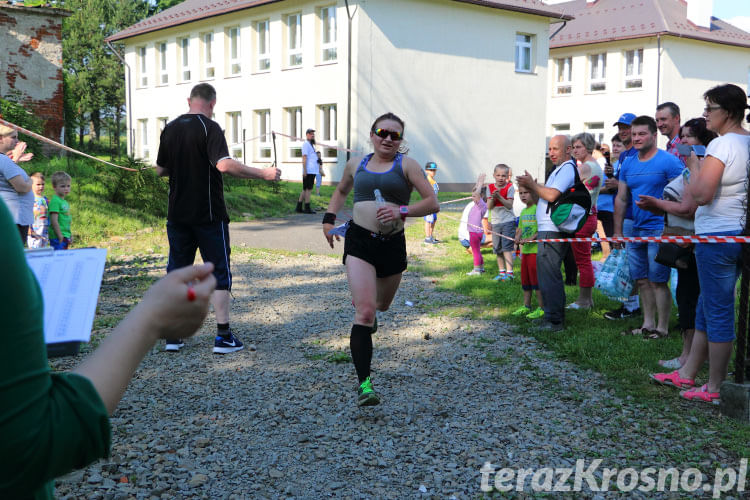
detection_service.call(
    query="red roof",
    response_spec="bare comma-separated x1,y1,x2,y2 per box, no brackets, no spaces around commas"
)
107,0,572,42
550,0,750,49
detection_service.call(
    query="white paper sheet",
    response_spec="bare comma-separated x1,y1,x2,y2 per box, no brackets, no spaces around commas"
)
25,248,107,344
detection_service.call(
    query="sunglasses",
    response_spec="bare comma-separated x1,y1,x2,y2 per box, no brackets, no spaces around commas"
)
373,128,403,141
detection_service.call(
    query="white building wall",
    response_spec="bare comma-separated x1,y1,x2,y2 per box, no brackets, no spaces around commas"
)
547,39,659,148
123,0,348,181
547,36,750,150
660,36,750,123
354,0,552,191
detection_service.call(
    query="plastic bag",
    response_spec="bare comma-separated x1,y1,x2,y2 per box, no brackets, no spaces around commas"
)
594,248,633,301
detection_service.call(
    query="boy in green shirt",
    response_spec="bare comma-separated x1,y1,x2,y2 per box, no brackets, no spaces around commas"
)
512,186,544,319
48,171,72,250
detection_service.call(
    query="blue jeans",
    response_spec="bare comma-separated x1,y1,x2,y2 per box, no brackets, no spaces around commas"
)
695,230,742,343
627,227,670,283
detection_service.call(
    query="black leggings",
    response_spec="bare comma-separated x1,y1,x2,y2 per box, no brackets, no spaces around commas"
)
676,252,700,332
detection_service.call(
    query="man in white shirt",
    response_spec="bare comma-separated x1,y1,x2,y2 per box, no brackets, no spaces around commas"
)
296,128,319,214
516,135,576,332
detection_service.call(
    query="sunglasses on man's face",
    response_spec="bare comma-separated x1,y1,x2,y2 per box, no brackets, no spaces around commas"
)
373,128,403,141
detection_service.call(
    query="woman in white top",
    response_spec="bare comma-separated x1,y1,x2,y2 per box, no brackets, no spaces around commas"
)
650,84,750,405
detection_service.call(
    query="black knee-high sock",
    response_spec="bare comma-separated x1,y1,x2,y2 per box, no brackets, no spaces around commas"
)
350,324,373,383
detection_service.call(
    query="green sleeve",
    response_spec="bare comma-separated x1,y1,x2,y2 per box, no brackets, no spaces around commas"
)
0,202,111,499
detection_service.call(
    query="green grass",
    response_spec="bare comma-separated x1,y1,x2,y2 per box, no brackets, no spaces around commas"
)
405,213,750,460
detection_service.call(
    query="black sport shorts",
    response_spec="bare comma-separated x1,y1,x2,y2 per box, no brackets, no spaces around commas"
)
303,173,316,190
166,220,232,290
343,221,407,278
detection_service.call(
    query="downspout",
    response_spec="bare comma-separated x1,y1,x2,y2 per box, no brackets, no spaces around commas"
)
656,35,662,107
106,39,133,155
550,21,567,40
344,0,357,161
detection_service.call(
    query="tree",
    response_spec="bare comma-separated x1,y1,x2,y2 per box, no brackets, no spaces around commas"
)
61,0,150,151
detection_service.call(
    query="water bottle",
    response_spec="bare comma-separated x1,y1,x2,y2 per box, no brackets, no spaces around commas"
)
374,189,389,231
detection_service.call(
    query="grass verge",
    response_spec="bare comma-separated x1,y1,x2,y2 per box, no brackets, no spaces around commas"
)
405,212,750,461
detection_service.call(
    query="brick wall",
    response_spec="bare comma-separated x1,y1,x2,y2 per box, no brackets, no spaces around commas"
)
0,5,70,142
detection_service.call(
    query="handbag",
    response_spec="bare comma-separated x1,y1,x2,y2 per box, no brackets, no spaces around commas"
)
654,242,693,269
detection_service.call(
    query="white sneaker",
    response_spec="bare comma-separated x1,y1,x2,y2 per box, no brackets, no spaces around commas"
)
466,269,484,276
165,340,185,352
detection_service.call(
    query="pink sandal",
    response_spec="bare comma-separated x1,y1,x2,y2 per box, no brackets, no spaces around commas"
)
649,370,695,389
680,384,720,405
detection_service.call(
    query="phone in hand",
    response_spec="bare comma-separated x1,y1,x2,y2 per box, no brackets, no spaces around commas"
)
676,143,707,157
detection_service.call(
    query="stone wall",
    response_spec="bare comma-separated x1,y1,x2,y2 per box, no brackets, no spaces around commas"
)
0,4,70,141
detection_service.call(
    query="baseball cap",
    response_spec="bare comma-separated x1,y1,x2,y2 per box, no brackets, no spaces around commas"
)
306,128,315,134
613,113,636,126
425,162,437,170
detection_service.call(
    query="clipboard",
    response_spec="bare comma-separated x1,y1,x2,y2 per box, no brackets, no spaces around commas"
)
25,247,107,356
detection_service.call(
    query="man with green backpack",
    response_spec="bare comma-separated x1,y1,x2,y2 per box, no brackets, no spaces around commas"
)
517,135,589,332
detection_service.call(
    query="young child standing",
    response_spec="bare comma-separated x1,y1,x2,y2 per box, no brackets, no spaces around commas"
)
423,161,439,244
512,186,544,318
466,185,487,276
27,172,49,249
48,171,72,250
488,164,516,281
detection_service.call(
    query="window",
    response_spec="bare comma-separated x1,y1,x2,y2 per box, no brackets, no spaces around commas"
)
156,42,168,85
624,49,643,89
255,109,271,159
317,104,337,158
137,46,148,87
555,57,572,95
552,123,570,134
138,119,149,159
589,53,606,91
256,20,270,71
226,112,243,160
226,26,241,75
585,122,605,145
157,117,168,132
515,34,533,73
285,106,303,158
178,37,191,82
286,13,302,67
320,6,337,62
201,32,215,79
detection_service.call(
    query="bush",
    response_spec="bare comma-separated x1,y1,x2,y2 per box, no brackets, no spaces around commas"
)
0,95,45,156
96,157,168,218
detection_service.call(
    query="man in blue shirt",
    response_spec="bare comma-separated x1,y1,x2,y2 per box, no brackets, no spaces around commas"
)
613,116,683,338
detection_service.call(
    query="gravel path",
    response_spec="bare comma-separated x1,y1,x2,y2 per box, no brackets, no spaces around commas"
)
50,246,739,499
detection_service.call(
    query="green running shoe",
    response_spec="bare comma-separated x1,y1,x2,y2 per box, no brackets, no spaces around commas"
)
526,307,545,319
357,377,380,407
511,305,531,316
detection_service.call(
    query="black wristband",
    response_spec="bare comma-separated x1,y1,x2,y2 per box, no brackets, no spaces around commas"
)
322,212,336,225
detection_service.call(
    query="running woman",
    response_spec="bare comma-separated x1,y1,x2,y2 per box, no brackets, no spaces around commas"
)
322,112,439,406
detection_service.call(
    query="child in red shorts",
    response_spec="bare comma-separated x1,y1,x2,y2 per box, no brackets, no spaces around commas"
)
512,186,544,319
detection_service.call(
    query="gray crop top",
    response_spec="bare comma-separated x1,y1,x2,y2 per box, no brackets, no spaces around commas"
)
352,153,412,205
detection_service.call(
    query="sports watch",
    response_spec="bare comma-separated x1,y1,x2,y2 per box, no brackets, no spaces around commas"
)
399,205,409,221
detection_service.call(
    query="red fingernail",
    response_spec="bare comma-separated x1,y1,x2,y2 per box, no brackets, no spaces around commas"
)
187,286,196,302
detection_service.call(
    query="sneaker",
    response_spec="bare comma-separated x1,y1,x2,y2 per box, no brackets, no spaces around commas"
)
213,332,245,354
505,273,514,281
357,377,380,406
492,274,504,281
604,305,640,320
512,305,531,316
526,307,545,319
165,339,185,352
424,237,436,244
566,302,592,311
530,321,564,332
466,269,484,276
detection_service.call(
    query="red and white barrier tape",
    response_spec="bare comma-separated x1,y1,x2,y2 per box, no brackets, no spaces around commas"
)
0,118,139,172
